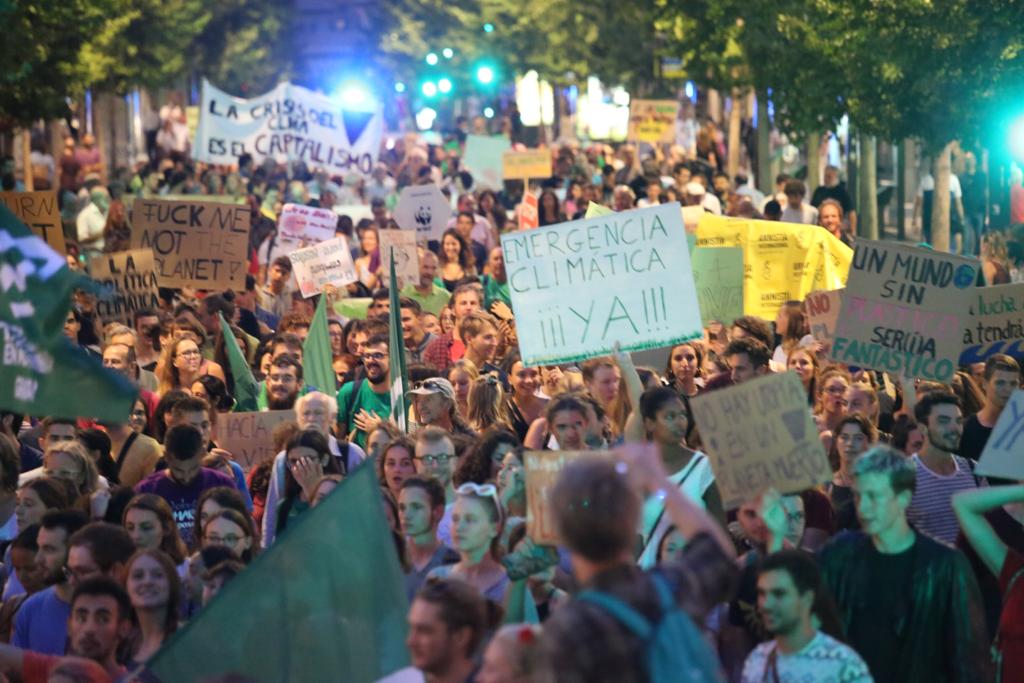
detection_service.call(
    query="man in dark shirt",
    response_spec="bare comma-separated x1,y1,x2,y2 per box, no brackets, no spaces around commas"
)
134,425,234,546
819,446,991,683
810,165,856,232
960,354,1020,462
540,446,737,683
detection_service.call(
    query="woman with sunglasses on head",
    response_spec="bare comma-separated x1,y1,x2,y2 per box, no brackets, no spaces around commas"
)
427,483,510,603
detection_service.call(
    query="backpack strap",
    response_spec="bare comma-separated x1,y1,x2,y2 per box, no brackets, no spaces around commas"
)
576,589,653,641
649,572,677,612
340,377,365,434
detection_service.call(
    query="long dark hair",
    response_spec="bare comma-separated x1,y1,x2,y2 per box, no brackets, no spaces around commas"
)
279,430,341,532
440,228,475,271
454,427,520,486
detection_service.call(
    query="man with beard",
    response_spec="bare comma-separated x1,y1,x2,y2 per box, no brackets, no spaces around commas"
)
337,334,392,450
134,424,235,546
906,392,979,544
742,551,870,682
261,392,367,546
264,355,304,411
0,577,134,681
12,511,88,654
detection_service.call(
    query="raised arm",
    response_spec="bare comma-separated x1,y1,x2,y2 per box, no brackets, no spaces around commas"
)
953,484,1024,576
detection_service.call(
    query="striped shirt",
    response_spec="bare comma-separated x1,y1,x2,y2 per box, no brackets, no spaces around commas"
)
906,454,978,544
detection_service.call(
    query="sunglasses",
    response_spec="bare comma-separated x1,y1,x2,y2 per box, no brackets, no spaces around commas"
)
456,482,504,523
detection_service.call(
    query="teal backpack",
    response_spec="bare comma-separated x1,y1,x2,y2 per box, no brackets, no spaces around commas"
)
576,572,725,683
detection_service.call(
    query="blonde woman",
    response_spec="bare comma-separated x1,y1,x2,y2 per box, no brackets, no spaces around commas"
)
466,374,512,433
447,359,479,419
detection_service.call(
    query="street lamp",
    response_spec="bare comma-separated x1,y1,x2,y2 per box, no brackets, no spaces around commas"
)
425,52,439,66
438,78,453,94
475,66,494,85
421,81,438,97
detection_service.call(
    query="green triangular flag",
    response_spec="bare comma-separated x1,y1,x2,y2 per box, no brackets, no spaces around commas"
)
303,295,335,395
0,204,136,422
387,249,409,432
143,461,410,682
218,313,259,412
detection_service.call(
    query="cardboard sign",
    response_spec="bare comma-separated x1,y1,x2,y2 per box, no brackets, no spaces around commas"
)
690,372,831,510
288,237,358,298
585,201,613,218
628,99,680,144
130,199,250,289
805,289,843,353
0,191,65,254
193,79,383,174
524,450,588,544
463,134,511,190
519,192,538,230
278,203,337,243
215,410,295,471
87,249,160,325
393,185,451,241
831,241,978,382
960,282,1024,366
975,390,1024,479
502,149,552,180
377,230,420,288
501,202,702,366
696,214,852,320
691,247,744,325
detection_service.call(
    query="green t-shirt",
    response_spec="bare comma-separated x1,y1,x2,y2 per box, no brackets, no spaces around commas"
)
400,282,451,316
336,379,392,449
481,275,511,309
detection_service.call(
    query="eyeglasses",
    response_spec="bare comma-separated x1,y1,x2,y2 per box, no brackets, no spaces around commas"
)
416,453,452,466
177,349,201,358
362,352,387,362
205,534,243,546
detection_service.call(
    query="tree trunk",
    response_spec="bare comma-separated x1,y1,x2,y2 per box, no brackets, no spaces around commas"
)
21,130,33,191
756,91,771,194
931,142,953,252
726,88,743,179
896,139,906,241
858,132,878,239
806,131,821,196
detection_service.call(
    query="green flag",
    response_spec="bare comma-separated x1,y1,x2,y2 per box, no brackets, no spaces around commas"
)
143,461,410,682
303,295,335,395
387,249,409,432
218,313,259,412
0,204,136,421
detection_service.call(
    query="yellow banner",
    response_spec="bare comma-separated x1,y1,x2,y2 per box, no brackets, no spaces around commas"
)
695,215,852,320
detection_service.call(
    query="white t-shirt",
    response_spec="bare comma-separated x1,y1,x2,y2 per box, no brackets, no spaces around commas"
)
638,453,715,569
742,632,872,683
917,173,962,199
781,202,819,225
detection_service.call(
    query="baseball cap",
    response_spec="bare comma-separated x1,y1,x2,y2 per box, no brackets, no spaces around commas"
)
685,181,706,196
408,378,456,401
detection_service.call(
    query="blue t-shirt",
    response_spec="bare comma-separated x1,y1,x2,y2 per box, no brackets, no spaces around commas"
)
12,585,69,654
135,468,236,546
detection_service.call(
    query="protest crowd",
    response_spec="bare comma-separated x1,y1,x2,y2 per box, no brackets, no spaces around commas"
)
2,88,1024,683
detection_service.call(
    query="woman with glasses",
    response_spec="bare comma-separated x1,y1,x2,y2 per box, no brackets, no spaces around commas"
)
195,487,251,549
42,442,102,500
124,548,182,667
427,483,510,603
201,509,258,564
814,367,852,445
156,338,205,396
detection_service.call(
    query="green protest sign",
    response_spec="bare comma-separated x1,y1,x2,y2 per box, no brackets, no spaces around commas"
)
501,202,702,366
0,204,136,422
691,247,744,325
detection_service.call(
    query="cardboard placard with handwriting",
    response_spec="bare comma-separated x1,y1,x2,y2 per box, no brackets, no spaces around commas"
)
974,390,1024,480
378,230,420,288
524,450,588,544
502,149,552,180
691,247,744,325
130,199,250,289
215,410,295,471
278,203,338,243
959,282,1024,366
690,371,831,510
0,191,66,254
831,241,978,382
805,289,843,352
628,99,680,144
288,237,358,298
87,249,161,325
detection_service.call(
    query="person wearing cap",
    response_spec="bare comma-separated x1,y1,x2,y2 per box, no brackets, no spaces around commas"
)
409,378,476,437
685,178,722,215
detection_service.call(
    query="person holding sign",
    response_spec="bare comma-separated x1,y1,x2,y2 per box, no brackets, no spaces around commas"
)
819,446,991,683
959,355,1021,462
